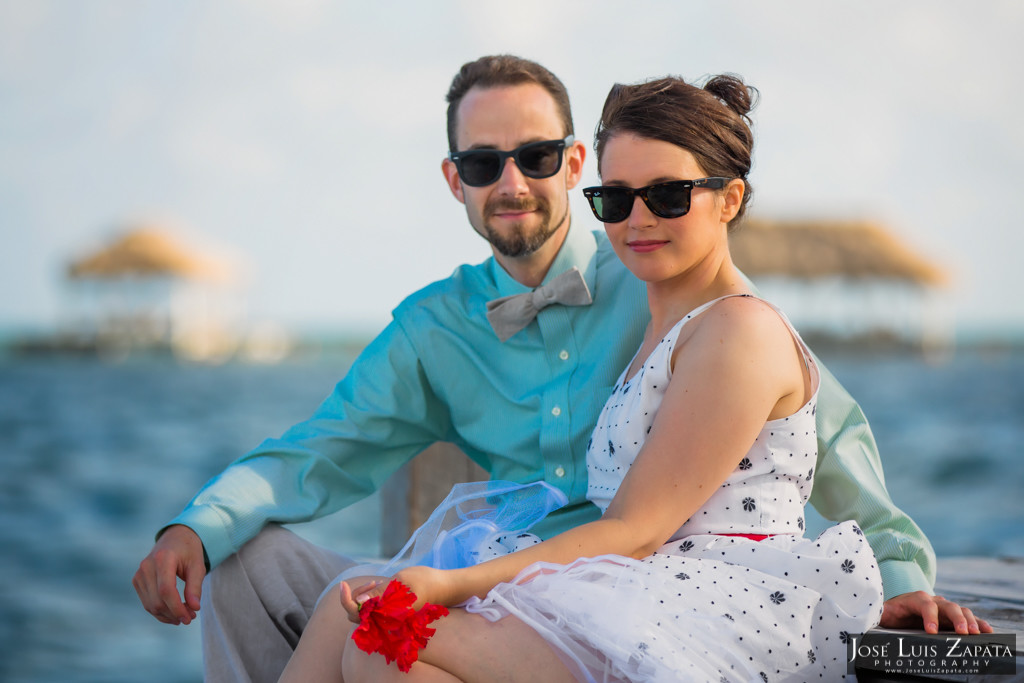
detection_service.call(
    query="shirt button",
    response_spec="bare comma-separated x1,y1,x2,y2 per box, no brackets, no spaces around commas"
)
554,466,566,477
551,406,561,417
558,349,569,361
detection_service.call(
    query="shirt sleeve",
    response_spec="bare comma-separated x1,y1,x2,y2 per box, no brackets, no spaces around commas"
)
809,358,937,601
165,319,451,569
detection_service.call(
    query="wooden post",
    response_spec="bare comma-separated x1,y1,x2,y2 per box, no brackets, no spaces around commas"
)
379,442,487,556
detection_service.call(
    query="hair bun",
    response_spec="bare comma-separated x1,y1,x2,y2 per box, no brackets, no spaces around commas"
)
703,74,758,121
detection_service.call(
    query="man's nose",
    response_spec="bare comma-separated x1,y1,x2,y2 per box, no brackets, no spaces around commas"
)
494,157,530,195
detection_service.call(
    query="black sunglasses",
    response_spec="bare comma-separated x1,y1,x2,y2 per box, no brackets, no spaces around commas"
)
582,177,731,223
448,135,574,187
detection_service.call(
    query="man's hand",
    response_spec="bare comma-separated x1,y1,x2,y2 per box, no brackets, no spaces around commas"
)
132,524,206,625
881,591,993,634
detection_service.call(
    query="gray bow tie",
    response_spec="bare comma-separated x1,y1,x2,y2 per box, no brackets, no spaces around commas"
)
486,267,593,342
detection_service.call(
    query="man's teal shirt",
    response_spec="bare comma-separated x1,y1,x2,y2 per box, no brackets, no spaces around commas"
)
170,223,934,601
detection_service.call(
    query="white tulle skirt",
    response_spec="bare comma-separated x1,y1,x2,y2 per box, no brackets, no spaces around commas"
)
464,522,882,683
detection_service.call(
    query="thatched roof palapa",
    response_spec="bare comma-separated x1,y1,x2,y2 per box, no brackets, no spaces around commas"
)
730,218,947,286
67,227,232,282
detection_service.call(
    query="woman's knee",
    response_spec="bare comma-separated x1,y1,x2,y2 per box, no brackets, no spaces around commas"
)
420,611,573,682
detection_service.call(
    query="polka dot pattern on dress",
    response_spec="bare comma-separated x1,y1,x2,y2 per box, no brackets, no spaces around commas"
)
468,296,884,682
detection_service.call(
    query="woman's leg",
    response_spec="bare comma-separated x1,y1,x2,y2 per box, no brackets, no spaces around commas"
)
277,582,351,683
341,628,462,683
279,577,461,683
273,576,369,683
413,609,576,683
282,582,576,683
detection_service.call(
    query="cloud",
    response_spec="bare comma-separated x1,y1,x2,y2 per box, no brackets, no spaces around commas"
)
287,62,450,131
168,123,279,181
455,0,582,51
0,2,54,82
241,0,334,33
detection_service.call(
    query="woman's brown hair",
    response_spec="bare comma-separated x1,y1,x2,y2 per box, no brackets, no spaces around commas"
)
594,74,758,228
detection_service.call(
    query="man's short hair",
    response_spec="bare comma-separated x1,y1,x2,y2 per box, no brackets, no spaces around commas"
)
445,55,574,152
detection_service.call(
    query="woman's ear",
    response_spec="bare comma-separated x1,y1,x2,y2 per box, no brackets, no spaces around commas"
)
719,178,745,223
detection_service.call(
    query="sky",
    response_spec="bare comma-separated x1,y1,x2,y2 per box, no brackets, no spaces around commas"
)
1,0,1022,339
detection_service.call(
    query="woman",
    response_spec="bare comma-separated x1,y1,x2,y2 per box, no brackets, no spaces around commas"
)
281,74,884,682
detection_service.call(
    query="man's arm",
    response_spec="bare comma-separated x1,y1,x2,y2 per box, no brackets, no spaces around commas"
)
723,274,987,632
811,360,935,599
133,320,451,622
810,360,990,633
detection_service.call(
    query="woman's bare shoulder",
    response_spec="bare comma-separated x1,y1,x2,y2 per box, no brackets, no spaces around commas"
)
688,295,792,347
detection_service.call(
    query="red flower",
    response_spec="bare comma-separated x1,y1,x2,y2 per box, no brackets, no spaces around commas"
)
351,580,450,673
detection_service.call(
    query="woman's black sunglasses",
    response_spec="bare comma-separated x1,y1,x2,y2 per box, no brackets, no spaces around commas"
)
582,177,731,223
448,136,574,187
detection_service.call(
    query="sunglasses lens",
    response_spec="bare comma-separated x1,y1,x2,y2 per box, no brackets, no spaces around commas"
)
517,142,563,178
590,188,633,223
458,151,502,186
646,182,691,218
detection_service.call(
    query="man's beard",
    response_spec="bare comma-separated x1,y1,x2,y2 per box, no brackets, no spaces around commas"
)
482,196,566,258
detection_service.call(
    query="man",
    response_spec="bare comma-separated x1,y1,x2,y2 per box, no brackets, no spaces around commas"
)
134,55,987,683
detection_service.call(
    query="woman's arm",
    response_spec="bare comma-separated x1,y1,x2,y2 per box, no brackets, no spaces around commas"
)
357,298,809,610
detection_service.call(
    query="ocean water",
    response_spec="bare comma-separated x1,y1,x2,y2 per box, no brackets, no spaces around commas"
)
1,347,1022,682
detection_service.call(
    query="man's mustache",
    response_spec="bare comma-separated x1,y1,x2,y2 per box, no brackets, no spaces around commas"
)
484,198,547,218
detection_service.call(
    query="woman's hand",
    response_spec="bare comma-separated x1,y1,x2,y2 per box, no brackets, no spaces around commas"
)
340,578,382,624
339,566,460,623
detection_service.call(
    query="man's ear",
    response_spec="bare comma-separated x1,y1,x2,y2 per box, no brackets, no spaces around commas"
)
563,139,586,190
441,158,465,204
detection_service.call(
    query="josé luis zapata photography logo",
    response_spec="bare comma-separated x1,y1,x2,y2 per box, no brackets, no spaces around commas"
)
847,632,1018,677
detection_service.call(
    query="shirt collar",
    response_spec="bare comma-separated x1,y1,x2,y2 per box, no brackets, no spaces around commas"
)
489,220,599,298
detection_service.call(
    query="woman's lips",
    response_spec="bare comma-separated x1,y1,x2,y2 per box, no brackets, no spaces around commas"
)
627,240,668,253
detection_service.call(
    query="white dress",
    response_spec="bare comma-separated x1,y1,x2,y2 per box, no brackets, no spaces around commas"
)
464,296,884,682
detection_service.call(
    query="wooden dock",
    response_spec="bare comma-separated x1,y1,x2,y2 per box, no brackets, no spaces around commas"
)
933,557,1024,640
855,557,1023,682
